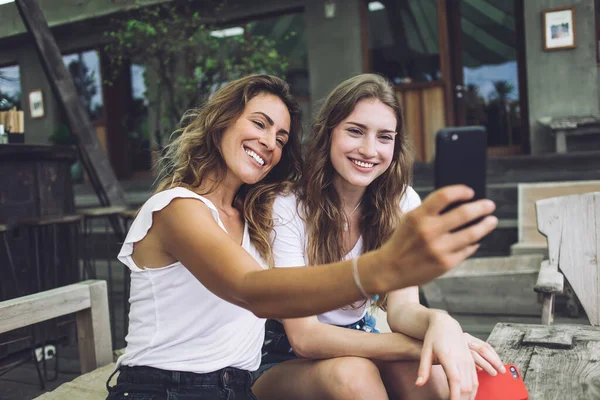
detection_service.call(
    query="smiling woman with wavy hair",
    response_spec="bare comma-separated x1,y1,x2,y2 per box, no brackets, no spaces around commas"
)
253,74,504,400
301,73,412,309
155,75,303,267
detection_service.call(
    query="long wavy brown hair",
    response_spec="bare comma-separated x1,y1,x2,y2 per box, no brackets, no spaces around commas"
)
299,73,413,310
155,75,303,267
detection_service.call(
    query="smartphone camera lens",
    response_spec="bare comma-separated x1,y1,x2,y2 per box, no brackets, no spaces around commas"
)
451,134,458,141
510,366,518,379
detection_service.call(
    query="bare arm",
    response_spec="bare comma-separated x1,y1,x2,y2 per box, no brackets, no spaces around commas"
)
156,198,383,318
386,286,440,340
281,316,422,361
155,185,497,319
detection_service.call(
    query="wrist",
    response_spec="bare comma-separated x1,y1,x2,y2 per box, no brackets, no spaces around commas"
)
392,333,423,361
429,310,460,330
357,251,394,295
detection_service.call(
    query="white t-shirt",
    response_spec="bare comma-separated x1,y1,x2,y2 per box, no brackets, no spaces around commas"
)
116,187,266,373
271,187,421,325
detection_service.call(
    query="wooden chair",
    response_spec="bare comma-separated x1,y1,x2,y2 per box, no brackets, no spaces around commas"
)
486,191,600,398
534,191,600,326
510,180,600,257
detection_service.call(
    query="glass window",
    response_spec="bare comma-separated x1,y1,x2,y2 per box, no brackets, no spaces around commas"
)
0,64,21,110
245,12,310,97
62,50,104,121
367,0,440,84
460,0,520,146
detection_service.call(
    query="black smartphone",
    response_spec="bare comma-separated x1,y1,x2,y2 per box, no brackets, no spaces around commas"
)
434,126,487,225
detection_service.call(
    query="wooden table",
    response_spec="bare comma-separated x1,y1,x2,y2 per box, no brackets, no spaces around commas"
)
487,323,600,399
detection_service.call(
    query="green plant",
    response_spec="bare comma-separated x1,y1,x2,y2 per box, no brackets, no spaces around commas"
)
49,124,76,145
104,0,289,148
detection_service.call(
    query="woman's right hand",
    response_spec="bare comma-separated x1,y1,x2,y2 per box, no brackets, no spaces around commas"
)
372,185,497,292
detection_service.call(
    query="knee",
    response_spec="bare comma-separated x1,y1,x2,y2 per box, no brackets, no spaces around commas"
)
327,357,382,399
426,365,451,400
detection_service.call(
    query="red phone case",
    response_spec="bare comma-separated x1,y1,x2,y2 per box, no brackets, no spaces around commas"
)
475,364,528,400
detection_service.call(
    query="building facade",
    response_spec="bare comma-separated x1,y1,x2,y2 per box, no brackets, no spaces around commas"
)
0,0,599,179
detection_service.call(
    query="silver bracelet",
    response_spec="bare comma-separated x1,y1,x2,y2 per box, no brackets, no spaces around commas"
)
352,257,370,299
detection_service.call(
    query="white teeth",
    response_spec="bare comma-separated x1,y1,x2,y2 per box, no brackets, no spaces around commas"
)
351,159,374,168
245,148,265,166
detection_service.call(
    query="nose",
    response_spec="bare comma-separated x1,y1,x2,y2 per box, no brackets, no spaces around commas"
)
358,136,377,158
258,130,277,151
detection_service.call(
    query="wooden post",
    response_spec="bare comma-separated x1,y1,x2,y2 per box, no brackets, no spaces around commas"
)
75,281,113,373
13,0,126,240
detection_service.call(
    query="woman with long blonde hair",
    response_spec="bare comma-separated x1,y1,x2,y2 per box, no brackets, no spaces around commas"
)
106,74,497,400
253,74,504,400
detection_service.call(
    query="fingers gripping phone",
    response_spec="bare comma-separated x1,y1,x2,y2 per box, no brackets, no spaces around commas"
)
475,364,529,400
434,126,487,229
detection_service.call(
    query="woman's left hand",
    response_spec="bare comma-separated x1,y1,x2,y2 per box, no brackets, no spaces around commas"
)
417,313,479,400
463,333,506,376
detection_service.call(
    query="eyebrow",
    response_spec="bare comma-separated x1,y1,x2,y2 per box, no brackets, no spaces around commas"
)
346,121,396,134
250,112,289,136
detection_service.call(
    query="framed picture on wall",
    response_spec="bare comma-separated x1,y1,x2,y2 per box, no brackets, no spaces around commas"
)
28,89,44,119
543,6,576,51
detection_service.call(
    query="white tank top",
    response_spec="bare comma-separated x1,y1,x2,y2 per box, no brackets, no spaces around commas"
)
116,187,266,373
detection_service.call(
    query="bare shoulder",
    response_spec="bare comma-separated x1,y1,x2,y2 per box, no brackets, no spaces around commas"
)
132,197,219,269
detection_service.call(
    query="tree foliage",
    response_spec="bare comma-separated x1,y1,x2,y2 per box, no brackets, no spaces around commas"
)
104,0,289,147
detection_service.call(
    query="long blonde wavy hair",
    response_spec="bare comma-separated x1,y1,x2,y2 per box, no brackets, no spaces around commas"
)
155,75,303,267
299,73,413,310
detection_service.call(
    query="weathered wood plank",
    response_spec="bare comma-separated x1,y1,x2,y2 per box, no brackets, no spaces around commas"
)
525,341,600,400
489,323,600,346
485,323,534,375
488,323,600,399
33,363,116,400
534,260,563,294
559,192,600,326
537,192,600,325
76,281,113,373
522,326,573,349
535,197,563,267
0,283,91,333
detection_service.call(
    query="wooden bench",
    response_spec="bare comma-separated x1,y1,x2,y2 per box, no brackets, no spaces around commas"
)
510,180,600,257
487,191,600,398
0,280,115,399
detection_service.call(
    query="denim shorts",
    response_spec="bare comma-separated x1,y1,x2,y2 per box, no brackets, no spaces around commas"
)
106,365,258,400
253,313,379,381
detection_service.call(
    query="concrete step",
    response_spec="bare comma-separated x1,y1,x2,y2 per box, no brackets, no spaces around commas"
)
415,183,518,220
413,150,600,187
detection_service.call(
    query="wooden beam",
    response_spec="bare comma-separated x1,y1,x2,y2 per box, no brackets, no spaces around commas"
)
0,281,92,334
14,0,127,239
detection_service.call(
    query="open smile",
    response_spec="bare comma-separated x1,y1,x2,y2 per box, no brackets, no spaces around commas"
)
244,146,266,167
348,157,377,170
